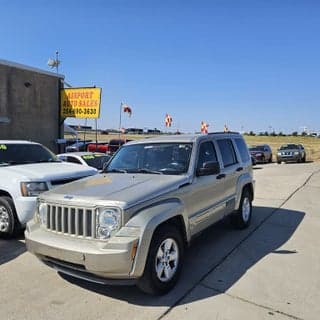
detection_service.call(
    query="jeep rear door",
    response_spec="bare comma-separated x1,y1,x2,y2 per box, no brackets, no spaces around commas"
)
215,138,240,210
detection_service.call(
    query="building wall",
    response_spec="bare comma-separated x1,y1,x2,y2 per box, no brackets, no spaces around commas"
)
0,61,63,153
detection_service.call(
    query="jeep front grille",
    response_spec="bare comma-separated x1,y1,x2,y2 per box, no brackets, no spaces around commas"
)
46,204,96,238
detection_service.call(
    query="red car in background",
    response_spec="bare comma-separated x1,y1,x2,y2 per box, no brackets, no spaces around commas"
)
87,139,130,154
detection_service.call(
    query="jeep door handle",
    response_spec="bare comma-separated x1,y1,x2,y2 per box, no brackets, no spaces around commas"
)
236,167,243,172
216,174,226,180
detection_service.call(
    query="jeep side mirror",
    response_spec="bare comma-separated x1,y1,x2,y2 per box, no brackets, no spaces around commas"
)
196,161,220,176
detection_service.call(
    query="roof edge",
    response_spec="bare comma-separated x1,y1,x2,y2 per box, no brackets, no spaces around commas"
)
0,59,64,79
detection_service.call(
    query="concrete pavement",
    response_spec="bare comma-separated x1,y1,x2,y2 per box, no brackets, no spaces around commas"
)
1,162,320,320
163,163,320,320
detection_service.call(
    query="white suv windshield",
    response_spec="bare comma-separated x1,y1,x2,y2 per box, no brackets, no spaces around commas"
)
106,143,192,175
0,143,59,166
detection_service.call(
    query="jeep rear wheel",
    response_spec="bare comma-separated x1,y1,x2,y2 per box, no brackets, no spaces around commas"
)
137,224,184,295
231,189,252,229
0,196,19,237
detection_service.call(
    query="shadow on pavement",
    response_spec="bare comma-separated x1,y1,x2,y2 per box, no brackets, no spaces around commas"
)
59,206,304,307
0,232,26,265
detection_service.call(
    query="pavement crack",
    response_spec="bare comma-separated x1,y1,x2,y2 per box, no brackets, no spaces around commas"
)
199,283,303,320
158,168,320,320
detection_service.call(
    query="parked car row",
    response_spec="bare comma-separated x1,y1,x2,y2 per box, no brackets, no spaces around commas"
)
249,143,306,164
65,138,129,154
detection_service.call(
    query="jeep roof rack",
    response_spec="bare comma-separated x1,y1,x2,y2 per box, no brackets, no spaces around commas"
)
207,131,240,135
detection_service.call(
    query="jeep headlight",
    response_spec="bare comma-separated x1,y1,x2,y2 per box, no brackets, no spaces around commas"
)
21,181,48,197
34,201,47,225
96,208,121,239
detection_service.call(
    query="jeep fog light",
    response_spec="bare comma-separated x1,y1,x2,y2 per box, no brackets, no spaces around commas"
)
97,208,121,240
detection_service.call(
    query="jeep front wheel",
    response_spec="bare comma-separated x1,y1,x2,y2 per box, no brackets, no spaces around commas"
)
137,224,184,295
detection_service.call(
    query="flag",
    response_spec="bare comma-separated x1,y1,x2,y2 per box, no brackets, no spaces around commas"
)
165,114,173,127
224,124,229,132
201,121,209,134
122,103,132,117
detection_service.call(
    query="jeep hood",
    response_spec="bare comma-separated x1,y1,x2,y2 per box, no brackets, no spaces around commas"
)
44,173,190,207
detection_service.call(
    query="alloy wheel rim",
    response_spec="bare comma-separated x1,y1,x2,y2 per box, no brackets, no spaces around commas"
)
242,197,251,222
0,206,10,232
155,238,179,282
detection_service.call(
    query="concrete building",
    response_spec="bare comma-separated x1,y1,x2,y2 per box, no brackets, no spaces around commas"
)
0,59,64,153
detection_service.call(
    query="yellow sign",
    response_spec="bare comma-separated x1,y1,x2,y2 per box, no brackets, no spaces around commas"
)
60,87,102,118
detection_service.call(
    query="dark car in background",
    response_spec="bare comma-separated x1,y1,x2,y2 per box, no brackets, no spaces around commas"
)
65,140,92,152
277,144,306,164
249,144,272,163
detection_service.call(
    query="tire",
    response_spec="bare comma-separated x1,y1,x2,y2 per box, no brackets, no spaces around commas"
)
269,154,272,163
0,196,19,237
302,155,306,163
137,224,184,295
277,160,281,164
231,189,252,229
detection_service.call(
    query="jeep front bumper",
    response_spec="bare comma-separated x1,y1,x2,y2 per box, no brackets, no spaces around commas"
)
25,221,141,283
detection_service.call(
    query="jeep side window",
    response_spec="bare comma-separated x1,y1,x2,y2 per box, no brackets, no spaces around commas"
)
217,139,238,167
197,141,217,170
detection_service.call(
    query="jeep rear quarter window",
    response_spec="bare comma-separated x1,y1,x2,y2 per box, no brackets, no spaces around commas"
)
234,138,250,163
217,139,238,167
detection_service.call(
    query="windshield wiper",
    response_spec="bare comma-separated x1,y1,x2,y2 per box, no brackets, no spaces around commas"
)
136,168,163,175
108,168,127,173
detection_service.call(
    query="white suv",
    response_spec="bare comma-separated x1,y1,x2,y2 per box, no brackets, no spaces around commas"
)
0,140,97,237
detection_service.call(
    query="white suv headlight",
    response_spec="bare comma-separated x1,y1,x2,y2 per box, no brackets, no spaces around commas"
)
96,208,121,239
21,182,48,197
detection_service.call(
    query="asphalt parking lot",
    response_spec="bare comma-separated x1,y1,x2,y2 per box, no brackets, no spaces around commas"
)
1,162,320,320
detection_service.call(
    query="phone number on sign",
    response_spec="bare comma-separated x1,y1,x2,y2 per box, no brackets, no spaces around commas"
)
62,107,97,116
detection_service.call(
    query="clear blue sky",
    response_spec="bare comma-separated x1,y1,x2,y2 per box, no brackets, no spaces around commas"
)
1,0,320,134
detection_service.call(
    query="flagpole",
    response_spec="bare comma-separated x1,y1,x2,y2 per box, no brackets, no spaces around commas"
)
119,103,122,140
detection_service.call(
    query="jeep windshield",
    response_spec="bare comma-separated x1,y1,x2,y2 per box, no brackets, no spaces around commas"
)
105,143,192,175
0,143,60,166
